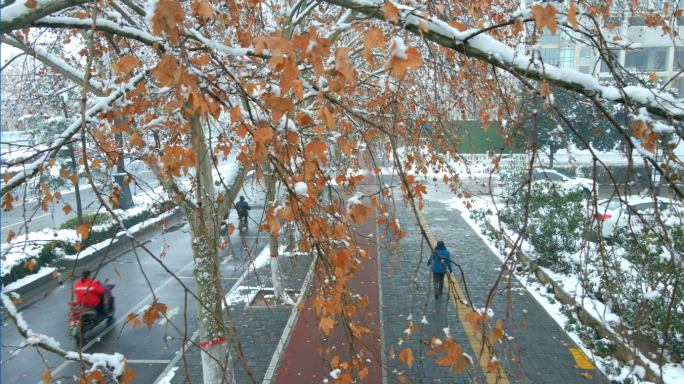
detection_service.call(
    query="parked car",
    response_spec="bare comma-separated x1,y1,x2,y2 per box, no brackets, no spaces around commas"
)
593,196,674,239
533,168,597,195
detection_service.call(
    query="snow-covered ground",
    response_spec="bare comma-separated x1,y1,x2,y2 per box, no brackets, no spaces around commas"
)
1,186,173,280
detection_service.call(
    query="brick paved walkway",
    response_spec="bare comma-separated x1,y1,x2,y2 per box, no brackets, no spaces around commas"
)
166,251,314,384
379,196,607,383
160,173,608,384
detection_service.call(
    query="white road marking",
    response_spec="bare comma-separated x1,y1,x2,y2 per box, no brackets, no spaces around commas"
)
158,306,179,325
42,260,194,382
126,360,171,364
1,212,52,230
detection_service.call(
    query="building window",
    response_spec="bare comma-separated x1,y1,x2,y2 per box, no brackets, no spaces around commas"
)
674,78,684,98
580,47,591,58
540,27,560,42
629,15,648,26
540,48,559,66
675,50,684,71
559,46,575,68
599,51,619,73
625,48,668,71
579,66,590,74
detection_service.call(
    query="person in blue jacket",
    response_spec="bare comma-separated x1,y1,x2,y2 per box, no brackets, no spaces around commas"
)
427,241,452,300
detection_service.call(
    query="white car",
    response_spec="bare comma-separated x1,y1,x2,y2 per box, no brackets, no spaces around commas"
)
533,168,597,195
593,196,673,239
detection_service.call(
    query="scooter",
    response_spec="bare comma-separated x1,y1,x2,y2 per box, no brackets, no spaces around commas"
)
69,279,116,346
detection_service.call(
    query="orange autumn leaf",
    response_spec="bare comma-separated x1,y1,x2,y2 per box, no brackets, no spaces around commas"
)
488,327,504,345
382,3,400,23
196,55,212,66
150,0,187,44
63,204,73,215
253,35,296,58
6,230,15,243
487,357,500,373
335,47,354,82
448,21,467,32
112,55,142,76
313,125,326,138
77,222,92,242
359,367,369,380
291,79,304,100
364,28,384,65
319,317,335,336
192,0,214,20
264,96,295,123
464,311,480,329
230,105,242,123
398,347,414,369
567,0,579,30
253,128,275,142
317,106,335,130
24,260,36,272
387,43,422,80
530,4,558,35
304,141,328,165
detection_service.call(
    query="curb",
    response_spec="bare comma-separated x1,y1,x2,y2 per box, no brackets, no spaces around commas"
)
485,219,665,384
6,209,183,296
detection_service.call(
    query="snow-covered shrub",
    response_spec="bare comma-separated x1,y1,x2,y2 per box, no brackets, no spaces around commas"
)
524,184,587,272
1,201,177,287
613,208,684,360
498,161,588,271
59,211,112,230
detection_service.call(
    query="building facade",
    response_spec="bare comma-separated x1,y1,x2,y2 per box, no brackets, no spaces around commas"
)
534,1,684,95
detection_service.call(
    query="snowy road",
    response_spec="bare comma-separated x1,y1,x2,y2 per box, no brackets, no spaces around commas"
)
1,156,241,243
1,190,268,383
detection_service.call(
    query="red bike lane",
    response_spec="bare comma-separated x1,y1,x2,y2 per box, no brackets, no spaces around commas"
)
275,168,382,383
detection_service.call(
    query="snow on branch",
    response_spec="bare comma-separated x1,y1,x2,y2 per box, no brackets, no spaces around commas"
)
321,0,684,121
1,35,105,97
0,0,90,34
34,16,163,47
1,70,149,198
187,28,255,57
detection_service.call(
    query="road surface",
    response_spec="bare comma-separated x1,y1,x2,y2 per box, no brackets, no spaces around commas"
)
1,157,240,244
1,202,268,384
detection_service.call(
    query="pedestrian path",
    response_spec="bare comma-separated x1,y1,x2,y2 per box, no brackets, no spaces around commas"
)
158,169,608,384
378,198,606,383
164,251,314,384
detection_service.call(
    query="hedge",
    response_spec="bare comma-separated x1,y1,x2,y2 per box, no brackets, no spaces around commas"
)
1,201,177,287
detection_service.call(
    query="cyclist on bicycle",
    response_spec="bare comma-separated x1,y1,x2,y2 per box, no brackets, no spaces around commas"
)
236,196,251,229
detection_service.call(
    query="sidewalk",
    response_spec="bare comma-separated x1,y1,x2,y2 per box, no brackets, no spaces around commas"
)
158,172,608,384
378,198,606,383
165,250,315,384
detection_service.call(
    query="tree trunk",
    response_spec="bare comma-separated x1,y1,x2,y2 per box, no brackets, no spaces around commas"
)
62,99,83,225
67,143,84,226
262,163,285,302
548,146,555,168
187,115,236,384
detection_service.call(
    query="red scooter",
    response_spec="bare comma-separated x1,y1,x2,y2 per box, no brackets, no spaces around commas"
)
69,279,116,346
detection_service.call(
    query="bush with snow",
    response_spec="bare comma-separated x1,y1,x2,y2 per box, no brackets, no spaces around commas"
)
1,200,177,287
